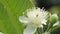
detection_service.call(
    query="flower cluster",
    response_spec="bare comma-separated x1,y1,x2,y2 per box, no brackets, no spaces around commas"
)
19,7,59,34
19,7,48,34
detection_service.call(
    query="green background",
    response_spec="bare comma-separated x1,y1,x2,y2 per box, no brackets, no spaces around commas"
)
0,0,34,34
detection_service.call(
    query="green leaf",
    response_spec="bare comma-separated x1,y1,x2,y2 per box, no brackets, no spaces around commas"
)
0,0,34,34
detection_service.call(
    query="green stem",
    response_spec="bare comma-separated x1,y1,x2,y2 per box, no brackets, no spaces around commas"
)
48,25,60,33
37,28,43,34
46,23,51,31
46,23,53,32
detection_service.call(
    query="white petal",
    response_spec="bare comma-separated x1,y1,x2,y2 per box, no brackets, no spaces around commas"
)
0,32,3,34
23,24,37,34
19,16,30,23
42,20,47,25
53,21,60,27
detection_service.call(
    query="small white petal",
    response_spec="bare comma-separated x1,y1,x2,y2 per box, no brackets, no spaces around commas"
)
24,24,37,34
19,16,30,23
53,21,60,27
0,32,3,34
42,20,47,25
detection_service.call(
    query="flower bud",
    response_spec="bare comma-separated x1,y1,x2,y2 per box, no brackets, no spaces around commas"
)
49,14,58,23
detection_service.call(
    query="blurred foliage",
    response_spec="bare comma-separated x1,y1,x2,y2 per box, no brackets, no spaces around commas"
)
0,0,60,34
35,0,60,9
0,0,34,34
49,6,60,20
49,6,60,14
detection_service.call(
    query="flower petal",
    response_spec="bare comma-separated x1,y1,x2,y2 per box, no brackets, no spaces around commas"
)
19,16,30,23
42,20,47,25
0,32,3,34
23,24,37,34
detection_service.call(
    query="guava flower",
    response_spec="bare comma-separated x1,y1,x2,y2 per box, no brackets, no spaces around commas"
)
19,7,48,34
0,32,3,34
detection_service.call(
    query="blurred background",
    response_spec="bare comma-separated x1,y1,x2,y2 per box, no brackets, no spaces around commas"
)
0,0,60,34
35,0,60,34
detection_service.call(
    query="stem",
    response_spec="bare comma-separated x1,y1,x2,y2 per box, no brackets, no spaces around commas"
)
48,25,60,33
46,23,53,32
37,28,43,34
46,23,51,31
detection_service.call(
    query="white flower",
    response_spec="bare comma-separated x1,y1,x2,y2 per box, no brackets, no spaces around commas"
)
0,32,3,34
19,7,48,34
